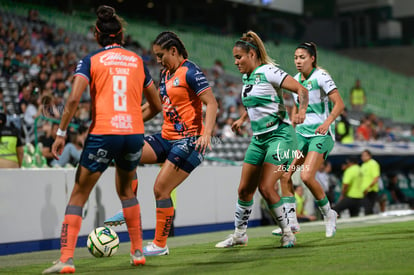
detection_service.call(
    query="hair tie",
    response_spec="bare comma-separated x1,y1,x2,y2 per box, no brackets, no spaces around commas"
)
236,39,257,50
297,42,316,56
95,25,122,37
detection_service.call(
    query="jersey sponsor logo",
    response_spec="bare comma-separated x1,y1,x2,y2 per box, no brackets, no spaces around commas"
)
266,121,276,128
162,97,189,136
195,76,206,82
111,114,133,129
325,79,335,88
274,68,285,77
99,52,138,67
242,84,253,98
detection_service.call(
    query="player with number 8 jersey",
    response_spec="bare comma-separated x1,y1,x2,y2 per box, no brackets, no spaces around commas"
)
43,5,161,274
76,45,151,134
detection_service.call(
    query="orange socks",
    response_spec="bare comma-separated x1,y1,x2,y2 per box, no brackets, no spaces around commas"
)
153,199,174,248
60,205,83,263
122,198,143,254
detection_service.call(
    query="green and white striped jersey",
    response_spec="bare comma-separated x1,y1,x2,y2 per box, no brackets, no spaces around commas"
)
240,64,290,136
292,68,336,139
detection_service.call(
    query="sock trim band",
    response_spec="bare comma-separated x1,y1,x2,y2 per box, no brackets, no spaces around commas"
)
122,197,138,208
238,199,253,207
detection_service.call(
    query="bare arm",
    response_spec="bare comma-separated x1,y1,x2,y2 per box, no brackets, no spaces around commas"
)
290,103,298,128
142,83,162,122
281,75,308,124
316,89,345,135
52,76,87,159
231,110,249,133
196,88,218,154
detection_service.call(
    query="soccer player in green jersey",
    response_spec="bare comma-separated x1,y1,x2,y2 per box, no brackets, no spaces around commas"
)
215,31,308,249
273,42,345,238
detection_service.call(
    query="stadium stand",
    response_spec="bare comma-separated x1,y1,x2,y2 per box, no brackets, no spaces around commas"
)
0,1,413,175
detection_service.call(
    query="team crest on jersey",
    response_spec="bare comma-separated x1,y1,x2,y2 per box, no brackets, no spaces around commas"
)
173,77,180,86
306,81,313,91
255,75,261,85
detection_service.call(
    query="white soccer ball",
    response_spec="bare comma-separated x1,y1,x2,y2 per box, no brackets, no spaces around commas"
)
87,227,119,257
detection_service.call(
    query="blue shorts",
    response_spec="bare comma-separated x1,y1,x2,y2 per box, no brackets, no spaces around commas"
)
144,133,204,173
80,134,144,173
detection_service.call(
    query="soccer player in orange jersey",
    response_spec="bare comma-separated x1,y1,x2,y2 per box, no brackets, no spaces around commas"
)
141,31,217,256
139,31,217,256
42,5,161,274
104,31,217,256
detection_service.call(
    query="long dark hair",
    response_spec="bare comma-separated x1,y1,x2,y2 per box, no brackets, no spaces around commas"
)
296,42,318,68
153,31,188,59
94,5,124,47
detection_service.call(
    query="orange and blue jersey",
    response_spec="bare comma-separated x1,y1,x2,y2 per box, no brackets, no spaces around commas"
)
74,44,154,135
159,59,210,140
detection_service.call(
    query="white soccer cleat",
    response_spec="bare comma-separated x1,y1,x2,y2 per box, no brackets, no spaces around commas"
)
143,242,169,256
325,209,338,238
42,258,75,274
271,224,300,236
215,234,248,248
280,232,296,248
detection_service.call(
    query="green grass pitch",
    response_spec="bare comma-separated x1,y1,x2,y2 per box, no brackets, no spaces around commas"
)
1,215,414,274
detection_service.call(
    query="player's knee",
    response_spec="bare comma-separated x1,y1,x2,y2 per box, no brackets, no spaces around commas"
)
238,187,253,201
300,170,312,184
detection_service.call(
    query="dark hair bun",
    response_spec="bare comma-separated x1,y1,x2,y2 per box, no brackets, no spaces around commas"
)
96,5,115,22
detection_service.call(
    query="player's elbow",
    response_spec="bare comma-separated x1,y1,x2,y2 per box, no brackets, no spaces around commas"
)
154,103,162,113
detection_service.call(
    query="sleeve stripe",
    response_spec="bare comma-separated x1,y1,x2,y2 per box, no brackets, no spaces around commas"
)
196,87,210,96
74,73,90,83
